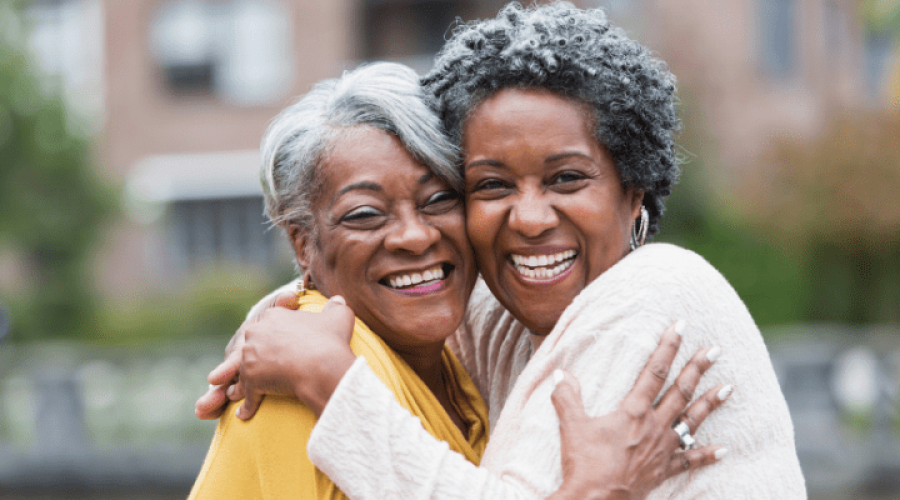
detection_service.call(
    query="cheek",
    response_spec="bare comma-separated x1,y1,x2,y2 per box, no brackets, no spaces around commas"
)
465,201,501,251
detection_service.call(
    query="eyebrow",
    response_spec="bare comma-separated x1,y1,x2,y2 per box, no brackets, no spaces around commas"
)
336,181,382,198
465,151,592,170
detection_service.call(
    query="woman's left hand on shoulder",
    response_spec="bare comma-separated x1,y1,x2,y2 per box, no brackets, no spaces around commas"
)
194,292,356,420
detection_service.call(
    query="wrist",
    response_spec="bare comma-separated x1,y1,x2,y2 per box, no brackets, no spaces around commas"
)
294,348,356,417
549,480,632,500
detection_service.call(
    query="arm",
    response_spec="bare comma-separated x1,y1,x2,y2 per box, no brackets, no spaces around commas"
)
486,244,805,499
217,311,727,500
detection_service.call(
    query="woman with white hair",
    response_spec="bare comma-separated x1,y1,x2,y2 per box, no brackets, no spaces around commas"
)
189,60,728,500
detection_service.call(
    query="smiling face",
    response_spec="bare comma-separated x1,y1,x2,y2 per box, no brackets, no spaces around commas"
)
293,126,477,353
463,88,642,335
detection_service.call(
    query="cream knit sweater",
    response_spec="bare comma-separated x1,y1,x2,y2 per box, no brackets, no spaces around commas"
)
305,243,806,499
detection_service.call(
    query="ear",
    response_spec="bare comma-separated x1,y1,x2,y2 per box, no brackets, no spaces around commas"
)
628,188,644,220
288,223,315,271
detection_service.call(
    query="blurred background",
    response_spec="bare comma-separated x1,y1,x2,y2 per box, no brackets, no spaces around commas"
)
0,0,897,498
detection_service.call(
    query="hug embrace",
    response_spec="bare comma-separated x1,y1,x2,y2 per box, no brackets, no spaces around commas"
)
191,3,806,499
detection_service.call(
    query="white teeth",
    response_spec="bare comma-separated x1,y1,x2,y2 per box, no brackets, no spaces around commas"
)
510,250,577,281
386,265,445,289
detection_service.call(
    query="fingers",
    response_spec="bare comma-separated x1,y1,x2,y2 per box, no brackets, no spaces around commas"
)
321,295,356,342
656,345,721,421
207,350,241,385
551,370,587,425
677,384,734,434
227,379,246,401
195,385,228,420
665,446,728,479
272,290,301,310
626,320,685,406
236,390,264,420
323,294,346,309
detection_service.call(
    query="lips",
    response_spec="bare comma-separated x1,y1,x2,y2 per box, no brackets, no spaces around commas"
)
509,250,577,281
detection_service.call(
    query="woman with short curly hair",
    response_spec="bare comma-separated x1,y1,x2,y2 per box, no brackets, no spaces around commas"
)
200,3,806,499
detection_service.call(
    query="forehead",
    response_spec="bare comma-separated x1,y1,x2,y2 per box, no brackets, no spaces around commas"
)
462,89,603,163
318,127,434,196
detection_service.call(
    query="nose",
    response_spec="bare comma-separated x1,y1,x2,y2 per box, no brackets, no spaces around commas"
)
508,188,559,239
384,208,441,255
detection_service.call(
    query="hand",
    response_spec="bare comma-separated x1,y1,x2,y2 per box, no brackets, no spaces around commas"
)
233,295,357,419
549,321,731,500
194,287,300,420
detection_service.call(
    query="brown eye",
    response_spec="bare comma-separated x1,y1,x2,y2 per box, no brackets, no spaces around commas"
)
341,206,383,224
421,190,460,214
472,178,510,192
551,171,587,184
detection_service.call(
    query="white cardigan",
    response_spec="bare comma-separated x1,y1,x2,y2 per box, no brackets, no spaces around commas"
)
306,243,807,499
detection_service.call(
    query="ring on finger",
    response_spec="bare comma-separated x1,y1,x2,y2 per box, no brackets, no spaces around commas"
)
672,421,696,450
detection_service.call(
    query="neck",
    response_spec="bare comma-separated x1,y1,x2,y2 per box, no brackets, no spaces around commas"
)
392,342,446,393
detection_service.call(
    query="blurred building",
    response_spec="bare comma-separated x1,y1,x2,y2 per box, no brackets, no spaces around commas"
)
18,0,897,297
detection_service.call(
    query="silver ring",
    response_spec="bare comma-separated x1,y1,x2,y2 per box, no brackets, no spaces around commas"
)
673,421,696,450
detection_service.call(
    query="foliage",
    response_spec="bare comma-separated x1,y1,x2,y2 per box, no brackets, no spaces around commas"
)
86,268,286,346
740,109,900,324
656,157,813,327
0,3,114,340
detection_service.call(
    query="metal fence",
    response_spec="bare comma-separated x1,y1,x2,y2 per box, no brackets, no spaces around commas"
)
1,325,898,499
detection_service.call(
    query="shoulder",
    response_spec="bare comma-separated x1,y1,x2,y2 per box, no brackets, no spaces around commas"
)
585,243,737,306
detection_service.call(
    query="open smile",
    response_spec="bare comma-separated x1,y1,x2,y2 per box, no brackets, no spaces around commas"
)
380,263,455,296
509,250,577,282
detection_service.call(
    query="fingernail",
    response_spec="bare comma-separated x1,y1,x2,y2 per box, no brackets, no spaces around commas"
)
553,369,564,386
208,384,216,392
331,295,346,306
673,319,686,336
235,407,243,419
227,385,235,397
706,346,721,363
714,448,729,460
717,385,734,401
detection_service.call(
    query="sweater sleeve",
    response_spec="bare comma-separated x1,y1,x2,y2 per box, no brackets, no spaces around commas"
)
477,243,807,499
307,357,540,500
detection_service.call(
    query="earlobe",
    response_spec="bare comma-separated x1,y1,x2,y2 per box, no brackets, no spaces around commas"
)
288,224,314,270
630,189,645,220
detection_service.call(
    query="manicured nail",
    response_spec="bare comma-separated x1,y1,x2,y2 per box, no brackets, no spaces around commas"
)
673,319,686,336
706,346,721,363
331,295,346,306
715,448,729,460
717,385,734,401
208,384,216,392
553,369,565,386
227,385,235,397
235,407,243,419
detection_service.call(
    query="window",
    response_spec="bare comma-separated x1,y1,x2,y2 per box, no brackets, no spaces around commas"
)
25,0,104,126
127,150,290,272
864,30,894,96
167,196,283,269
150,0,292,105
759,0,796,79
362,0,475,61
823,1,849,58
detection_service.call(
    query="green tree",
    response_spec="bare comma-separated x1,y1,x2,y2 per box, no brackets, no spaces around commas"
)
744,109,900,323
0,3,113,340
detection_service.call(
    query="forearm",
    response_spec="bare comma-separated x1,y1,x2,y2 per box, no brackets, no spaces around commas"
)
308,358,596,500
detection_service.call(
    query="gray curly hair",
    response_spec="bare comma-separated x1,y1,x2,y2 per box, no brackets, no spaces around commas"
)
422,1,680,236
260,62,460,238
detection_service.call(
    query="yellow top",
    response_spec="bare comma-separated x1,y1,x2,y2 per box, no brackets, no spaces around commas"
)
189,291,489,500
